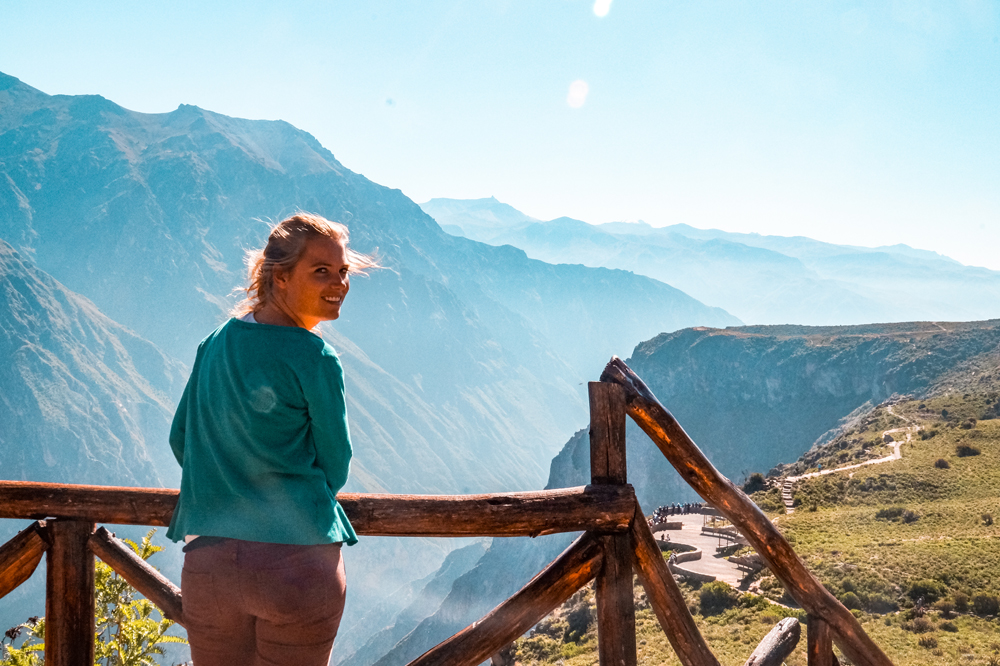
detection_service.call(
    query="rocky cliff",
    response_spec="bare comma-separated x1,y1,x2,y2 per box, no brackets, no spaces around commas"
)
359,319,1000,665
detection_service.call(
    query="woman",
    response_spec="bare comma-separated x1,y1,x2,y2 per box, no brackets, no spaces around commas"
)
167,213,378,665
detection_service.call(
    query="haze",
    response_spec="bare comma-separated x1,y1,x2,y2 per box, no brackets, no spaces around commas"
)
2,0,997,268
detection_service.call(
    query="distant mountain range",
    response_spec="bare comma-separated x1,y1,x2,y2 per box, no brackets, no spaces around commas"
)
0,71,737,654
421,197,1000,326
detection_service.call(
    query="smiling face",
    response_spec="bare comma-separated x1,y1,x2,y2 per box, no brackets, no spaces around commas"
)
270,235,350,330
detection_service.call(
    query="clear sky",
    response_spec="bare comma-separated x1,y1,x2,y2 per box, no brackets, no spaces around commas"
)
3,0,998,268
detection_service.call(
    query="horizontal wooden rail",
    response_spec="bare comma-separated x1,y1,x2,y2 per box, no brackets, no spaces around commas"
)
348,485,635,537
600,357,893,666
0,482,634,537
407,532,604,666
0,520,50,599
87,527,184,624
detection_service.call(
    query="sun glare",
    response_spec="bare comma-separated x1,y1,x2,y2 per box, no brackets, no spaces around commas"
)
593,0,613,18
567,80,590,108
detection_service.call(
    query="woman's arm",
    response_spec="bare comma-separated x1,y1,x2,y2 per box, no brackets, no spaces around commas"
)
304,350,353,493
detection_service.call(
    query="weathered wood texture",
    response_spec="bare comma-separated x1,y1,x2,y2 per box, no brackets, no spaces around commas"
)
406,532,604,666
343,485,635,537
806,616,833,666
0,481,178,525
590,381,628,485
600,357,894,666
743,617,800,666
45,520,95,666
0,520,49,600
630,504,721,666
0,481,633,536
87,527,184,625
589,382,637,666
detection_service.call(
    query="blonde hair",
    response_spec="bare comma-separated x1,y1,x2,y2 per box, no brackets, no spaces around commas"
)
233,213,380,316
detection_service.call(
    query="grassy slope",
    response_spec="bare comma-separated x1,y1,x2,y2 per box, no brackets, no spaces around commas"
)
510,354,1000,665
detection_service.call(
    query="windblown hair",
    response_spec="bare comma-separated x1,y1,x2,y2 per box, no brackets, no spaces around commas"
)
233,213,379,316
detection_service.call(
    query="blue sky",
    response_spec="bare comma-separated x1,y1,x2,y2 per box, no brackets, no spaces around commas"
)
3,0,998,268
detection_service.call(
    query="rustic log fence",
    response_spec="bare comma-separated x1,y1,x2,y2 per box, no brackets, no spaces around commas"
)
0,358,894,665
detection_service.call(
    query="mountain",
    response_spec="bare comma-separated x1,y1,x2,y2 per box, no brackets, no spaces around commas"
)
0,71,738,655
0,239,186,631
0,71,738,490
0,240,184,486
421,198,1000,327
360,319,1000,666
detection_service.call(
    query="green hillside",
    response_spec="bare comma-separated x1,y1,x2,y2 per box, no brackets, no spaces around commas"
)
506,352,1000,665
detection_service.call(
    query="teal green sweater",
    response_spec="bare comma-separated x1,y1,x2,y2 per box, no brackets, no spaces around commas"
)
166,318,357,546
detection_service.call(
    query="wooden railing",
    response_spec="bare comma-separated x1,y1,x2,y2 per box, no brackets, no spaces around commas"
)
0,359,895,666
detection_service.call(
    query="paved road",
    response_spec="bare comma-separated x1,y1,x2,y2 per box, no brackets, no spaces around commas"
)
653,514,744,586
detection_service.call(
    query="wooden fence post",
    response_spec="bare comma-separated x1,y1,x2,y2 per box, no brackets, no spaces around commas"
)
45,520,95,666
590,381,637,666
806,616,833,666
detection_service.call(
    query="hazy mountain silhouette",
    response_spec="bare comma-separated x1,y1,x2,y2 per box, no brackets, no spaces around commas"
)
422,198,1000,326
0,240,187,632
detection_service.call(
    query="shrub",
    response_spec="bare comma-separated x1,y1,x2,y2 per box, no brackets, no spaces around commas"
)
562,603,593,643
902,509,920,523
841,591,863,610
920,429,939,440
742,473,766,494
699,581,736,616
903,616,933,633
876,507,905,521
956,444,981,457
934,458,950,469
960,418,977,430
972,594,999,616
953,592,970,613
939,621,958,632
867,593,899,614
918,635,938,648
908,579,947,603
934,600,955,618
941,409,949,419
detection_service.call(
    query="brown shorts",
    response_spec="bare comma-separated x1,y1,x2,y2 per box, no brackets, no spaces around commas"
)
181,539,347,666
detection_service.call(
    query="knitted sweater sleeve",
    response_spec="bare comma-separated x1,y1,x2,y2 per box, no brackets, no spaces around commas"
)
303,347,353,494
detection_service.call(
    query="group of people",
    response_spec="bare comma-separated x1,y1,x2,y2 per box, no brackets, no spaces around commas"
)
648,502,703,525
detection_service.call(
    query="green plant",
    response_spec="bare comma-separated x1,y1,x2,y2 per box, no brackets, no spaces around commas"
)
972,593,1000,616
0,530,185,666
918,635,938,648
0,618,43,665
956,443,981,457
934,458,950,469
699,581,736,616
742,473,766,494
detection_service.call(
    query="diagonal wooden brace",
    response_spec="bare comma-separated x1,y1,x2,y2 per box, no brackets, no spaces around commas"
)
406,531,604,666
87,526,184,625
0,520,50,599
630,504,721,666
600,357,893,666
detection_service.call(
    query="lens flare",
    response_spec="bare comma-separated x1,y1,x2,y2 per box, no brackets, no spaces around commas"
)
567,80,589,108
593,0,613,17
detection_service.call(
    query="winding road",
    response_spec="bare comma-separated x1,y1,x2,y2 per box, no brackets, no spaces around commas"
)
781,405,918,514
